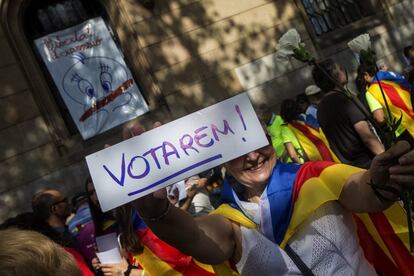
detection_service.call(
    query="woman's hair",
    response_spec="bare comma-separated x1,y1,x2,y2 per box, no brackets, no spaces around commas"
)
85,176,107,236
0,229,82,276
85,177,143,255
0,212,35,230
312,59,341,92
114,204,143,255
355,62,375,94
280,99,300,123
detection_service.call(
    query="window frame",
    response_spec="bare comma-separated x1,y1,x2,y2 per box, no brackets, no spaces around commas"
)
294,0,390,49
1,0,165,160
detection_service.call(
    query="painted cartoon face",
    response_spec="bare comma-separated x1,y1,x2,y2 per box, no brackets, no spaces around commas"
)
62,54,131,111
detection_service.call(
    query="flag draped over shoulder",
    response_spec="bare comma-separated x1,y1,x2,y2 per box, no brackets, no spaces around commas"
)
129,216,225,276
96,211,221,276
368,71,414,137
133,227,219,276
212,161,414,275
288,121,339,162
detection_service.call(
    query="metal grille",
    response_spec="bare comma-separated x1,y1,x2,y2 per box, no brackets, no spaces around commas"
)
301,0,368,36
36,0,89,34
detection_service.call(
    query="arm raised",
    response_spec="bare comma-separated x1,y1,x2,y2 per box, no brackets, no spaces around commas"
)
339,141,413,212
134,193,236,264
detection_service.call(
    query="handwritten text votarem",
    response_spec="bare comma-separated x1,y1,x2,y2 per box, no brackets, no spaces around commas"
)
86,93,268,211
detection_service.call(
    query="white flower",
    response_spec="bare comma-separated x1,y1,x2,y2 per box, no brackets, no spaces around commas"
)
347,33,371,54
275,29,302,60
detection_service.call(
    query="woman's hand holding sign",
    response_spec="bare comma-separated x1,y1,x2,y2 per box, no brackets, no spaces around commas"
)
122,120,235,264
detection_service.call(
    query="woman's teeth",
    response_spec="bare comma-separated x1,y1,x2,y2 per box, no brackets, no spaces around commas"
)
249,160,265,171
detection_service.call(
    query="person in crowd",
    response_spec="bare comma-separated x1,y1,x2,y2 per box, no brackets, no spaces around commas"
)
295,93,309,116
32,189,74,247
256,107,287,161
0,212,35,230
279,99,307,163
166,179,187,207
182,175,214,217
67,190,92,237
202,166,225,209
280,99,338,163
126,120,414,275
0,229,82,276
83,178,217,275
31,189,93,275
313,59,384,168
357,62,414,146
403,45,414,84
304,84,323,129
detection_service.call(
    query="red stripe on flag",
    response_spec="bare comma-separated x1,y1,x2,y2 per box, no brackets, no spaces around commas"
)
369,213,414,274
292,161,334,202
373,81,414,120
353,215,400,275
290,122,336,161
137,228,206,273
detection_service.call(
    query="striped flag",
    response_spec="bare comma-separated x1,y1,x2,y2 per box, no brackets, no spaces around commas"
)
213,161,414,275
288,121,339,162
368,71,414,137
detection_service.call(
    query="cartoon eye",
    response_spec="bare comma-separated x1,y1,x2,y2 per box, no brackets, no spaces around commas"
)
78,79,95,98
100,71,112,93
101,80,112,93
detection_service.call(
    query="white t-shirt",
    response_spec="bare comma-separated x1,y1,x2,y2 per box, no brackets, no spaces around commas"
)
236,201,376,276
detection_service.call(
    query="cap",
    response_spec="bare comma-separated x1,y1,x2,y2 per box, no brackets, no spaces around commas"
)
305,85,321,96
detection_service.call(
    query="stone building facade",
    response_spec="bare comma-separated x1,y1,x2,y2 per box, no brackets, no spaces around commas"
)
0,0,412,221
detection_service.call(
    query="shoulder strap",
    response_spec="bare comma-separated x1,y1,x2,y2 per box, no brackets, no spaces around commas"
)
285,244,315,276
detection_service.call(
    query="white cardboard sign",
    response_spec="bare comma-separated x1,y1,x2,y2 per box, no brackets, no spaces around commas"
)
86,93,268,211
34,17,149,140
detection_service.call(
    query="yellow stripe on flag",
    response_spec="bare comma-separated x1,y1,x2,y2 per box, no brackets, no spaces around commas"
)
369,81,414,136
281,164,364,248
134,246,182,276
383,203,413,254
210,204,256,229
355,213,396,265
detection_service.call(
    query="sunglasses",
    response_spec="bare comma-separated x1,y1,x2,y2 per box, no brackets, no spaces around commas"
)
52,197,68,206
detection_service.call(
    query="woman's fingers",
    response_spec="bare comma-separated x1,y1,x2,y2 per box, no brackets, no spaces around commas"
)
389,164,414,174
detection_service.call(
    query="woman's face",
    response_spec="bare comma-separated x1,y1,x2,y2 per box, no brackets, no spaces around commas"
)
224,144,277,190
87,181,99,208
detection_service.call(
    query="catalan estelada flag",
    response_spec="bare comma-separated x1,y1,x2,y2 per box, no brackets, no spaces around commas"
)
101,212,227,276
133,227,222,276
287,121,340,162
368,71,414,137
212,161,414,275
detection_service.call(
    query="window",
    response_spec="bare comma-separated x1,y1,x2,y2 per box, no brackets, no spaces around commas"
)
24,0,99,135
296,0,387,48
24,0,149,140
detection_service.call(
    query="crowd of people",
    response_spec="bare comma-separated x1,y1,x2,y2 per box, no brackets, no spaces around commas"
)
0,168,225,275
1,43,414,275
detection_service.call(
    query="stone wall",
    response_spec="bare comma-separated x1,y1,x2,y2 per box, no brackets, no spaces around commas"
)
0,0,411,221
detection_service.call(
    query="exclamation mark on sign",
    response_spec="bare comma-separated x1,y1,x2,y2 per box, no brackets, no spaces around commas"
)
235,105,247,142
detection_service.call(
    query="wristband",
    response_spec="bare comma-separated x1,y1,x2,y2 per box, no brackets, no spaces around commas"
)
368,179,400,202
124,263,138,276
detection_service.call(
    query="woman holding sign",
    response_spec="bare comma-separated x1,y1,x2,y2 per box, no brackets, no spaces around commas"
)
84,178,218,276
129,122,414,275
